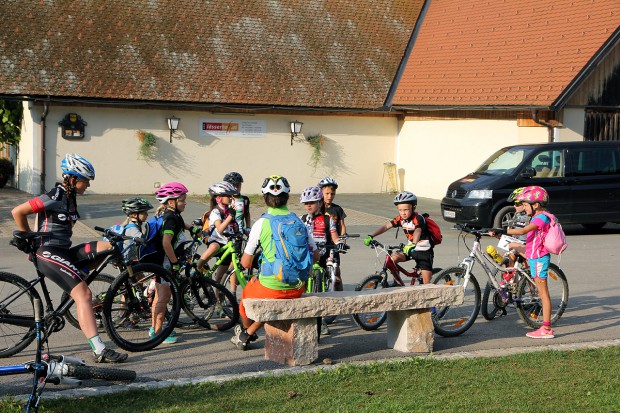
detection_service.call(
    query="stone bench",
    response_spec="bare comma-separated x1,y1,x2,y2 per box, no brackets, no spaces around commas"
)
243,284,464,366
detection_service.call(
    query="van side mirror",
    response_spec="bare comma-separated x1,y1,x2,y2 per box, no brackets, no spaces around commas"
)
520,167,535,178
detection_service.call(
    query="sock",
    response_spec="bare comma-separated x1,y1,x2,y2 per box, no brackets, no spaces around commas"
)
88,335,106,354
542,321,552,330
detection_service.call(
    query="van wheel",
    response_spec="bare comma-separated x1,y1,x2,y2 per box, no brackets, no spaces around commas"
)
582,222,606,231
493,206,516,228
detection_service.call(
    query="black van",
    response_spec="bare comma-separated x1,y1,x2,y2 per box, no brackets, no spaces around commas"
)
441,141,620,229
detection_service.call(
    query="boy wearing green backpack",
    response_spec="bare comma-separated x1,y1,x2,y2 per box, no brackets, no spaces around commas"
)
232,175,319,351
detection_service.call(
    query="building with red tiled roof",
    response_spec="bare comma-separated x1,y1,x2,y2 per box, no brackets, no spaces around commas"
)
0,0,618,199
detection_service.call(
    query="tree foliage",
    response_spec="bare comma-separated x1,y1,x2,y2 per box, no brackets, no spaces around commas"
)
0,100,23,150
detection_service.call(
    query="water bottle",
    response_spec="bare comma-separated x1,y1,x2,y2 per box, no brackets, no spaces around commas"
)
486,245,503,263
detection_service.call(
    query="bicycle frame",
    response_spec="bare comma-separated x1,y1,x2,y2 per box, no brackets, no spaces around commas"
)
202,234,247,288
371,242,422,287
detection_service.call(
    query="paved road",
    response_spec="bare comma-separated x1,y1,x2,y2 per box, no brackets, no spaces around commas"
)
1,187,620,397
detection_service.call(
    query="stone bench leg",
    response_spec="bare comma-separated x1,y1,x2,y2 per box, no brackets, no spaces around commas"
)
263,318,318,366
386,309,434,353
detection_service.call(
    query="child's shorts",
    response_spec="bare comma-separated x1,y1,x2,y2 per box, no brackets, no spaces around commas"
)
528,255,551,280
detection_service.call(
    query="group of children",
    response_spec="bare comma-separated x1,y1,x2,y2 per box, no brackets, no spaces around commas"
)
11,152,558,364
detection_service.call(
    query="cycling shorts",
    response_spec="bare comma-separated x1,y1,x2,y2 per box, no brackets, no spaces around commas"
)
528,255,550,280
239,276,304,319
405,249,434,272
35,241,99,293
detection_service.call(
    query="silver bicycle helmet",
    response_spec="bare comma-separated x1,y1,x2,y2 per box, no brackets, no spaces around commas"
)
393,191,417,205
208,181,239,196
318,177,338,188
300,186,323,203
61,153,95,180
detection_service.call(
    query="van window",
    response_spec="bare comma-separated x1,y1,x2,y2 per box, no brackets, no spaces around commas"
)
568,147,620,176
526,150,564,178
475,147,534,175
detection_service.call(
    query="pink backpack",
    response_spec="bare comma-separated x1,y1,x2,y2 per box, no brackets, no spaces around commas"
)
540,212,568,255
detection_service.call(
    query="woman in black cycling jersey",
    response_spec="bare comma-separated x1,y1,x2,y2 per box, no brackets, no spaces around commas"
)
11,154,128,363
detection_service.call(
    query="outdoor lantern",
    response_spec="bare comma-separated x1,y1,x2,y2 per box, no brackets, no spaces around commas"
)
167,116,180,143
289,120,303,146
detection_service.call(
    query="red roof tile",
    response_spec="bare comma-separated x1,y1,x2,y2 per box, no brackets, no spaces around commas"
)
0,0,424,110
393,0,620,107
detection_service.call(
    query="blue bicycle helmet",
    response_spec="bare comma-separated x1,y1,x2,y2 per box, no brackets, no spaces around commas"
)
61,154,95,180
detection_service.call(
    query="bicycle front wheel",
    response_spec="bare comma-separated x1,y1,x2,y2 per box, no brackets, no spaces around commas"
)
431,267,481,337
180,277,239,331
352,273,388,331
102,264,180,352
0,272,43,358
323,266,337,325
516,263,569,329
63,273,114,331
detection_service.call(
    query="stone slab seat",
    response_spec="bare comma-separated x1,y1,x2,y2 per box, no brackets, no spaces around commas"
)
242,284,464,366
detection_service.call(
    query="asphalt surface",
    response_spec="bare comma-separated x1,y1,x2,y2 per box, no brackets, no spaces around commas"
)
1,186,620,399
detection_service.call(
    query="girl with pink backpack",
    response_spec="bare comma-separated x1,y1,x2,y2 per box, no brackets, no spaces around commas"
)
493,185,565,339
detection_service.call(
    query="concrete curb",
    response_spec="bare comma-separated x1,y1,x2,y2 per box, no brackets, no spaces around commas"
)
13,338,620,402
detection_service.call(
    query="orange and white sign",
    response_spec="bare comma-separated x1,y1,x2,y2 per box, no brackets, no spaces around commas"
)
200,119,266,137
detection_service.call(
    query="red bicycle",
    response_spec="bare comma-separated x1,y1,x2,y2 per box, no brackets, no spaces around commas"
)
352,240,441,331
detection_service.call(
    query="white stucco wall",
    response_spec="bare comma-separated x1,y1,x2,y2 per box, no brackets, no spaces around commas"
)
396,118,550,199
16,102,42,194
18,104,397,195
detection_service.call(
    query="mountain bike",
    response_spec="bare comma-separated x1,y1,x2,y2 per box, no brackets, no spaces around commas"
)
432,224,569,337
352,240,441,331
0,230,177,357
209,232,251,296
311,234,359,324
0,299,135,412
172,226,239,332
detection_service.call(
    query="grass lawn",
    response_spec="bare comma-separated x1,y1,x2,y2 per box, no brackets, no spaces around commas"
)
2,346,620,413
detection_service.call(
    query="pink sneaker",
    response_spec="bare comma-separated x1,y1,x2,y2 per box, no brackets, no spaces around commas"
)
526,327,555,339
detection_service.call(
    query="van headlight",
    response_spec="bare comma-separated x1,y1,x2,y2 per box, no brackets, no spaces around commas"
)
466,190,493,199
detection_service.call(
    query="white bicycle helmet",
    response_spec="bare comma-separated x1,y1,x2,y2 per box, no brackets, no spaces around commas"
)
318,177,338,188
61,153,95,180
208,181,239,196
261,175,291,195
300,186,323,203
393,191,417,205
155,182,188,204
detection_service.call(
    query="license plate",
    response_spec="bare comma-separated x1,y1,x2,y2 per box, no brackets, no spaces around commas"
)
443,210,456,218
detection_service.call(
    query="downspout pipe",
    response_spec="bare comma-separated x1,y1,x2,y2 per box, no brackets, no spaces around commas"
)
531,109,555,143
40,101,49,194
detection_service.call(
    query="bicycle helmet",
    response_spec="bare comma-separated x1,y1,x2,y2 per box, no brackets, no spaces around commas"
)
318,177,338,189
507,187,526,203
261,175,291,195
393,191,417,205
61,153,95,180
208,181,239,197
223,172,244,186
155,182,189,204
516,185,549,205
300,186,323,203
121,197,154,215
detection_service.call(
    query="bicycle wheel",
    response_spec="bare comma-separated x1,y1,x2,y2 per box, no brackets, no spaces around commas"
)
312,268,324,293
323,266,337,325
63,273,114,331
66,364,136,381
481,281,508,321
220,268,244,302
179,276,238,330
0,272,43,358
102,264,180,352
352,273,388,331
431,267,481,337
516,263,569,329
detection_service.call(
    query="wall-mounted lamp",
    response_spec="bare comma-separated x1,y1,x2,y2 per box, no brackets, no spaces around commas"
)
167,116,180,143
289,120,303,146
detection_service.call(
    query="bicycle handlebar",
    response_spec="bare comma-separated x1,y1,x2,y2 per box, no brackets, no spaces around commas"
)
94,226,145,245
453,224,497,237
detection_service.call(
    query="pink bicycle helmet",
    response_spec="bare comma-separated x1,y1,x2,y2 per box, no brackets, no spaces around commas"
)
516,185,548,205
155,182,188,204
300,186,323,203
